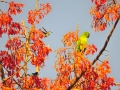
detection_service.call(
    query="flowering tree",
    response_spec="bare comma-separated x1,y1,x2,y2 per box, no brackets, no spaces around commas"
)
0,0,52,89
51,0,120,90
0,0,119,90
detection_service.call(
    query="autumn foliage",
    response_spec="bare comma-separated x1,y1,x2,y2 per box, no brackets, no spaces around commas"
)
0,0,119,90
90,0,120,31
0,0,52,89
52,29,114,90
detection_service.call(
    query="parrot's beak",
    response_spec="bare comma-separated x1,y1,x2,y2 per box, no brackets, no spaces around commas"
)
88,34,90,38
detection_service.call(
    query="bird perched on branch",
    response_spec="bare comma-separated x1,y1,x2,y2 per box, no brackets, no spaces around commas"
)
42,27,52,37
31,72,38,76
30,27,52,76
28,66,39,76
27,72,38,76
76,32,90,52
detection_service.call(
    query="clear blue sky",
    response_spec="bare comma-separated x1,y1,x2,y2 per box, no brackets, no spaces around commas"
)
1,0,120,89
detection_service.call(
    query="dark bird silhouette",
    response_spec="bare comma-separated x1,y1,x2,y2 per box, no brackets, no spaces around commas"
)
42,27,52,37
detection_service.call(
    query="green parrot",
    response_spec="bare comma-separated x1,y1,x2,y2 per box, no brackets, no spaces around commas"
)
76,32,90,52
42,27,52,37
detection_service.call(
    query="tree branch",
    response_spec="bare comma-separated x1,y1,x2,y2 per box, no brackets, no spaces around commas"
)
92,18,119,65
13,78,22,90
0,61,5,81
3,57,31,82
113,0,117,4
67,71,86,90
67,18,120,90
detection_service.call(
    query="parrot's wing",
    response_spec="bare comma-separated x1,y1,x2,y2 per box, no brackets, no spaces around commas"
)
80,36,88,52
76,36,87,52
76,32,90,52
76,39,81,51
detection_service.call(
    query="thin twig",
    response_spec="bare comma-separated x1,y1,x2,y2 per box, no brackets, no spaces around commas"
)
3,57,31,82
113,0,117,4
0,62,22,89
0,61,5,81
13,78,22,90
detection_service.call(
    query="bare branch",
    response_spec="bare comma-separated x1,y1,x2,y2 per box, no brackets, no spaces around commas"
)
13,78,22,90
0,62,5,81
113,0,117,4
92,18,119,65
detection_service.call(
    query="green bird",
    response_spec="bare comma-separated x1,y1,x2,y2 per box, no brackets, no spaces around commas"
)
76,32,90,52
42,27,52,37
